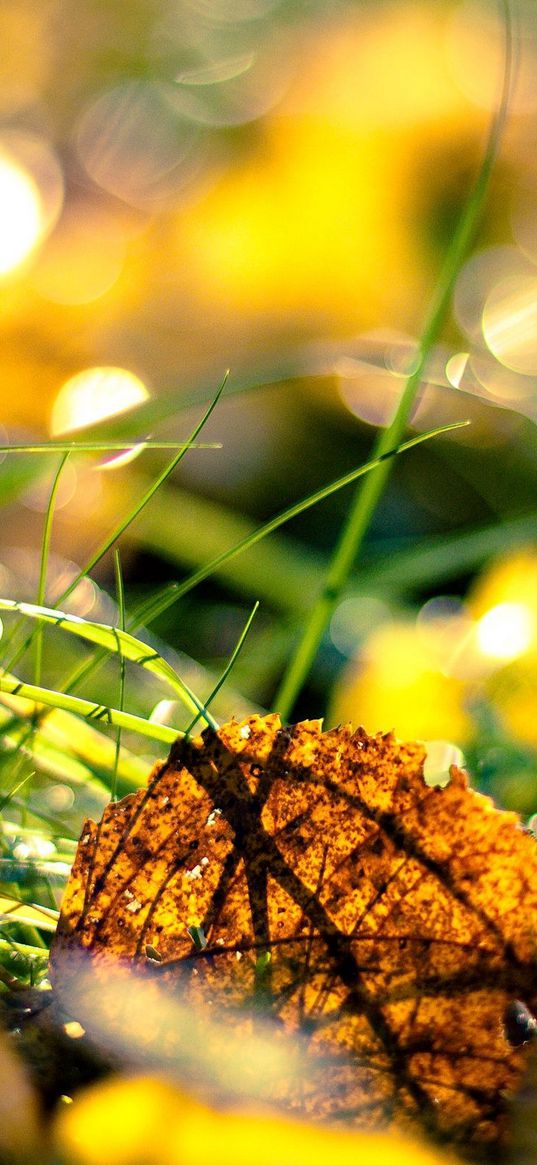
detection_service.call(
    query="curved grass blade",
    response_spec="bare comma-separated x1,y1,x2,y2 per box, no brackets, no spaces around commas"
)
0,938,49,961
0,671,179,746
14,425,462,727
0,599,217,729
0,893,59,933
0,691,151,796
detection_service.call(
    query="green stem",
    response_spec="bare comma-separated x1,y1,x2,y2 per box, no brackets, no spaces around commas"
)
34,452,70,690
274,0,512,721
111,548,126,802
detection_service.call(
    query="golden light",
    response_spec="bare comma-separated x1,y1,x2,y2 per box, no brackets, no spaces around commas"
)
177,114,420,328
50,367,150,436
477,602,534,662
0,153,44,274
54,1072,450,1165
330,621,473,745
32,206,125,305
63,1021,86,1040
446,0,537,115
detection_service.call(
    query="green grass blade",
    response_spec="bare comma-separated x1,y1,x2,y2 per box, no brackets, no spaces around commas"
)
0,689,151,795
0,441,221,453
0,938,50,961
273,0,513,720
124,476,325,613
0,772,34,814
0,599,217,728
0,671,179,746
2,426,460,746
0,858,70,888
129,421,469,630
111,549,126,802
34,452,70,690
184,600,259,737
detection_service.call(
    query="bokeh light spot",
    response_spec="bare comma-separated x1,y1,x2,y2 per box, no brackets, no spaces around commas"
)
32,206,125,305
423,740,465,787
76,81,200,209
482,275,537,375
445,352,469,388
51,367,149,436
453,246,528,341
0,154,44,274
477,602,534,661
63,1021,85,1040
44,784,75,813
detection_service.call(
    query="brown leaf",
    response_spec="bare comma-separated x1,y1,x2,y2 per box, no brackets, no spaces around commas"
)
50,715,537,1153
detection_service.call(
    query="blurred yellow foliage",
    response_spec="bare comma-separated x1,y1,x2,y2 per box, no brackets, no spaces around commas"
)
54,1074,456,1165
469,550,537,632
331,549,537,759
469,550,537,747
177,4,482,331
330,620,473,744
0,1,488,430
177,117,420,328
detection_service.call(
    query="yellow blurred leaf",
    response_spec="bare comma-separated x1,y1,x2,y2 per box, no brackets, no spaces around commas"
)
330,621,473,744
54,1074,456,1165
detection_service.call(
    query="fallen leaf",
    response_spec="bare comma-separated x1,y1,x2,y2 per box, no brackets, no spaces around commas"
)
50,715,537,1153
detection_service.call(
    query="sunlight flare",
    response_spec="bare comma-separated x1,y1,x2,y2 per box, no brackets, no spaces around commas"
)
0,153,44,274
50,367,150,436
477,601,534,661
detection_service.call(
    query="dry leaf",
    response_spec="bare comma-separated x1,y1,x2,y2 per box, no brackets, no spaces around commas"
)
50,715,537,1154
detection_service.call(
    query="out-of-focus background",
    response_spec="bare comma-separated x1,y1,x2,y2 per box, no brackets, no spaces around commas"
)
2,0,537,811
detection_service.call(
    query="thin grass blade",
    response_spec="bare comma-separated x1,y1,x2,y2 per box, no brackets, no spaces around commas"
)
129,421,469,630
